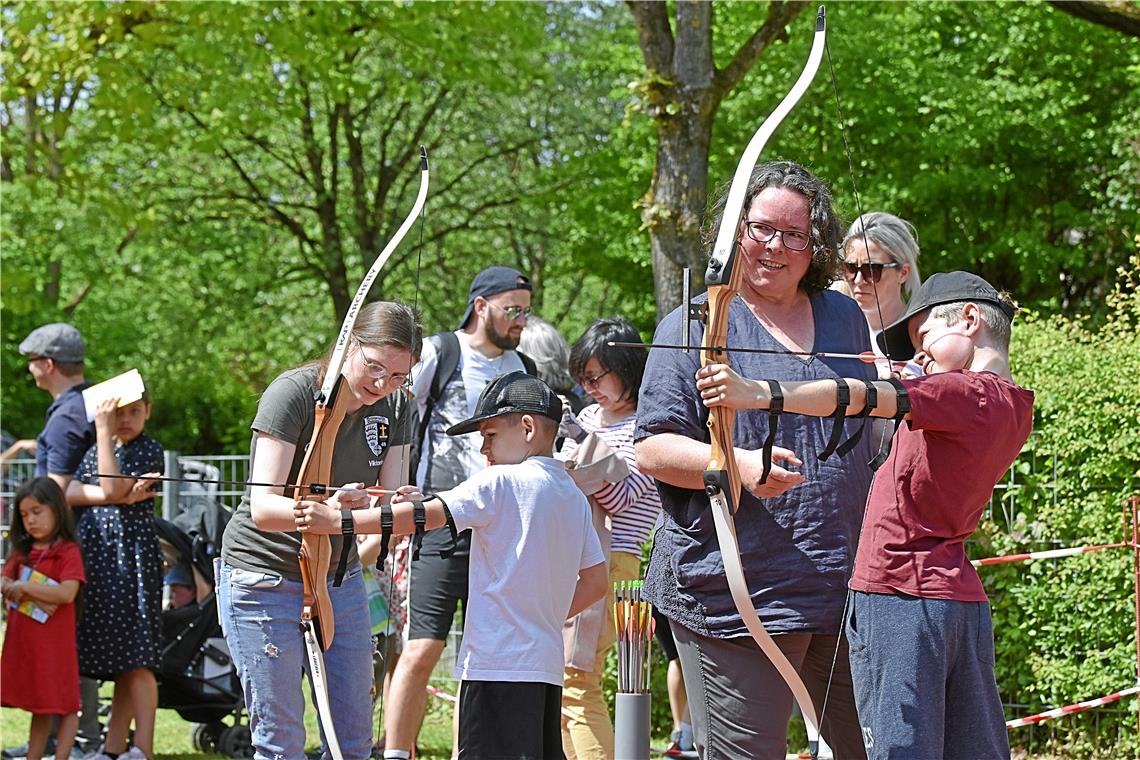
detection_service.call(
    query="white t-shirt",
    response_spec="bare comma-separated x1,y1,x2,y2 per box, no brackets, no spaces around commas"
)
410,333,527,491
438,456,605,685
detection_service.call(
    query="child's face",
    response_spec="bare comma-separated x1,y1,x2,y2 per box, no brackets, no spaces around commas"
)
115,399,151,444
908,309,974,375
18,497,58,543
478,415,532,467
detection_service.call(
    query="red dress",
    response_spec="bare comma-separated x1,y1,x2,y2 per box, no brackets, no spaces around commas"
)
1,540,85,713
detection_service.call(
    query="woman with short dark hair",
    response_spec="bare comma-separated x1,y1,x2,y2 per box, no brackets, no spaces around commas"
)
559,317,660,760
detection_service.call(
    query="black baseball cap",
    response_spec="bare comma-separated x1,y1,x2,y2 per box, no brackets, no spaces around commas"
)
446,371,563,436
457,266,532,329
878,271,1015,360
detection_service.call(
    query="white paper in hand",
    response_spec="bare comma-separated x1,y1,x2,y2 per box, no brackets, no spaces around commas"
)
82,369,146,422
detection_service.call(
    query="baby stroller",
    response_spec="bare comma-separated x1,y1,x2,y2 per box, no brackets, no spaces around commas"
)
155,486,252,758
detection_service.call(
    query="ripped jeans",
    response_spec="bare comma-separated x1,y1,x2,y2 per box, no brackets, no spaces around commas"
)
217,561,374,760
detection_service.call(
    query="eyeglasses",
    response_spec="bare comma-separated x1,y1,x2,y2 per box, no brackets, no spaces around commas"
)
488,302,532,321
25,356,49,365
354,340,411,387
742,221,812,251
842,261,902,283
580,370,612,390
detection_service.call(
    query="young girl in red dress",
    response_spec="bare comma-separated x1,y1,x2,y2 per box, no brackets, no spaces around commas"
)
1,477,86,760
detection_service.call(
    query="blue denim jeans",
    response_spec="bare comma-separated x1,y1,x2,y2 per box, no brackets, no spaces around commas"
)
217,561,374,760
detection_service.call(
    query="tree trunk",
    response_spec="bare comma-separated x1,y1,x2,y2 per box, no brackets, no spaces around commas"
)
645,114,713,320
627,0,809,321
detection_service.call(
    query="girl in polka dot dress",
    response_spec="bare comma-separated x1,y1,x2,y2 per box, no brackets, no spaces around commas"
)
68,395,164,760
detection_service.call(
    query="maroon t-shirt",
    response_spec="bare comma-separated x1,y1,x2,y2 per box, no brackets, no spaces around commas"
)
850,370,1034,602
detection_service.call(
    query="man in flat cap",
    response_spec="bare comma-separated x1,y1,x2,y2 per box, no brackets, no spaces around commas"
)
6,323,95,491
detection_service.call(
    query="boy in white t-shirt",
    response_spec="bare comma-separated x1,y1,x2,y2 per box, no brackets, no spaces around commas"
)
296,371,607,759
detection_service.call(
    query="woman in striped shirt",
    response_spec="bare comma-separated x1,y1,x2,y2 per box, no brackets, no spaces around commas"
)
559,317,662,760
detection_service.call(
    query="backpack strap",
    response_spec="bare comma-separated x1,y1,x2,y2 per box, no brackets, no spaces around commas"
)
517,350,538,378
414,332,462,486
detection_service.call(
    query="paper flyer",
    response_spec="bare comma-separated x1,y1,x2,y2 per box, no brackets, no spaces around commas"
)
82,368,146,422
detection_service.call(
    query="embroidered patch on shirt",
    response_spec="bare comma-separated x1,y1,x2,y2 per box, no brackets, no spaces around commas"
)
364,415,390,456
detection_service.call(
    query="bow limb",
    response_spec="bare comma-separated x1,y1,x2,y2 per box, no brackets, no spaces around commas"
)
700,8,826,751
293,147,429,757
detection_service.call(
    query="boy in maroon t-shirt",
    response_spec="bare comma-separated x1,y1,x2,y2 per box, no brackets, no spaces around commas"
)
696,271,1033,759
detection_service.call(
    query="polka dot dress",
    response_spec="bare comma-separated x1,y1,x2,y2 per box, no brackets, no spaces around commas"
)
74,434,165,679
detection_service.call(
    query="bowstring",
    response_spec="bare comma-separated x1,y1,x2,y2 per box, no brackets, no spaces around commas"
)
818,31,898,739
376,146,430,746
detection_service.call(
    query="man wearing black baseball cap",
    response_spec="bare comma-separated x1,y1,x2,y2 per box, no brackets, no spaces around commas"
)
385,266,537,758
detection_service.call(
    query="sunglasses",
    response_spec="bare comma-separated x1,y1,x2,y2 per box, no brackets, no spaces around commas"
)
842,261,902,283
488,302,532,321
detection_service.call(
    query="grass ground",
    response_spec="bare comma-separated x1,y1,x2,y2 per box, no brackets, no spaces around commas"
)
1,681,456,759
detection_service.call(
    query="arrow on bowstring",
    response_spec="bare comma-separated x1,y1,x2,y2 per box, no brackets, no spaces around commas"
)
93,472,405,498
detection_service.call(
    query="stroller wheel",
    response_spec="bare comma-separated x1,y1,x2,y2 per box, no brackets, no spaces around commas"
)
218,724,254,759
190,722,224,752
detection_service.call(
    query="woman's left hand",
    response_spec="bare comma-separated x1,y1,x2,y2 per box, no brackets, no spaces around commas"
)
294,499,340,534
696,364,764,410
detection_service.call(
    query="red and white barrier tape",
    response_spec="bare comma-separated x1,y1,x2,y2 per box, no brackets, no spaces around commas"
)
972,542,1126,568
1005,686,1140,728
426,683,458,703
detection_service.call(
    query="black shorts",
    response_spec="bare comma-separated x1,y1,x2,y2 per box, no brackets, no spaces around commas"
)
653,607,679,661
407,528,470,640
458,680,564,759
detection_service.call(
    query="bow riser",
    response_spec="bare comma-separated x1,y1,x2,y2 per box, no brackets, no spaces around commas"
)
698,7,827,753
296,378,351,651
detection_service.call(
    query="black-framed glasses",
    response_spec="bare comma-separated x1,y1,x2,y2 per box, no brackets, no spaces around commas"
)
25,355,49,365
742,221,812,251
488,302,532,321
580,370,612,390
842,261,902,283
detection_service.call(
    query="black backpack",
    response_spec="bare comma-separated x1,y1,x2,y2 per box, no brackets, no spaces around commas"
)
408,331,537,487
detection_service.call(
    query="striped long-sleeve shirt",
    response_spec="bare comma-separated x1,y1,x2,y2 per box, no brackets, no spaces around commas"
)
560,405,661,557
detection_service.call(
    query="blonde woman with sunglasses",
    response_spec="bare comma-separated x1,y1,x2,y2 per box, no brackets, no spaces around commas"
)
842,212,924,378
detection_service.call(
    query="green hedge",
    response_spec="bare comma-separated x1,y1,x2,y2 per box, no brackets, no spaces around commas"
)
981,254,1140,756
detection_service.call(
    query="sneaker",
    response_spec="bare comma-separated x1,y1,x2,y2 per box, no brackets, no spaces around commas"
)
81,749,114,760
121,749,148,760
1,744,29,760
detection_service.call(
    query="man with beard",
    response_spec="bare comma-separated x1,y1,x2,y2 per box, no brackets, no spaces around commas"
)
382,266,536,760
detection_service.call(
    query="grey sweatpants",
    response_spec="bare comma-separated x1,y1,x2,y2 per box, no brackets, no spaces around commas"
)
846,590,1010,759
671,621,865,759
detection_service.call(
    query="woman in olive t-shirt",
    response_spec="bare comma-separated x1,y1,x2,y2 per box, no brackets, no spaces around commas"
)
219,301,422,759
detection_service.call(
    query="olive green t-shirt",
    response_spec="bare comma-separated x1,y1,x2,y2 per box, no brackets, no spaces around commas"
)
221,366,412,580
